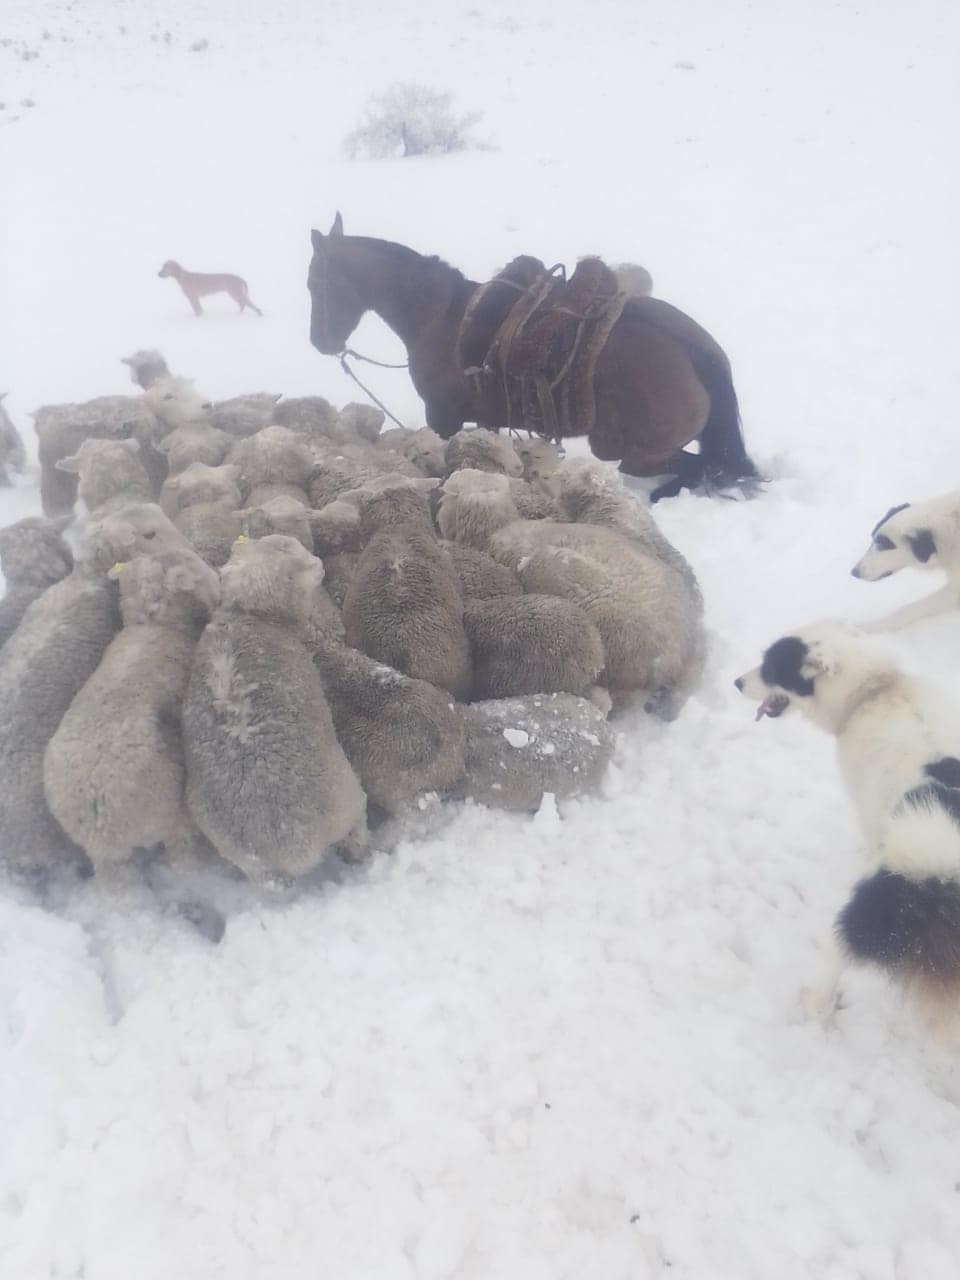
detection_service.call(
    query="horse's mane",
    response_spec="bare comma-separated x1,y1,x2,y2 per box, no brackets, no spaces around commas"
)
347,236,467,283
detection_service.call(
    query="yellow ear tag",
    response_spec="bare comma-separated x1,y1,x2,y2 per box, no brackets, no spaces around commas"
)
234,534,248,544
112,562,125,573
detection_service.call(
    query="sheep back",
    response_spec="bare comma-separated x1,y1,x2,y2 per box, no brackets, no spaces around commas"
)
184,612,364,880
314,642,466,815
464,594,605,699
0,572,121,870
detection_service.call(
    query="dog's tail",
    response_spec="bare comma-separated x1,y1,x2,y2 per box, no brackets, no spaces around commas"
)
688,346,759,489
838,865,960,1002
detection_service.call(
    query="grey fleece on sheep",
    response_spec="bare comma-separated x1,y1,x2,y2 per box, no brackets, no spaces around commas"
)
444,427,524,478
228,425,313,505
457,693,615,812
343,484,472,700
0,516,74,651
439,541,522,600
161,462,243,568
464,594,605,700
0,504,197,872
44,548,221,872
56,437,153,512
313,641,466,815
0,572,121,872
183,536,365,881
34,395,159,516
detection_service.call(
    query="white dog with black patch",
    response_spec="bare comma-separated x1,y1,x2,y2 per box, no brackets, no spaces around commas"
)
852,491,960,631
735,623,960,1032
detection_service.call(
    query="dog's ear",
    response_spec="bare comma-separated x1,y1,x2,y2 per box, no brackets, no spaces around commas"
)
329,211,344,238
310,228,324,251
907,528,936,562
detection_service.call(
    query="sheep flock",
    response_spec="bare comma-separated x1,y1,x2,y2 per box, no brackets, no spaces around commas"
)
0,351,704,938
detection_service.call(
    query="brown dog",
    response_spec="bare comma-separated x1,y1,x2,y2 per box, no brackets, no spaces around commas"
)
158,260,263,317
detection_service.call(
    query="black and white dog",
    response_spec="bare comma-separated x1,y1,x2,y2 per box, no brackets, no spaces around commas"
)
852,492,960,632
736,623,960,1028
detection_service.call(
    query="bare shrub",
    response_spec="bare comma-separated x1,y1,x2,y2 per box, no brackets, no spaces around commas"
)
343,82,485,160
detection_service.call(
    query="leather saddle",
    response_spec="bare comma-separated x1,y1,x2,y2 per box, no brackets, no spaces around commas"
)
456,255,628,438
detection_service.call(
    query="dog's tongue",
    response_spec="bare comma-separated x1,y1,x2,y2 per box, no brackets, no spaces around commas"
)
755,693,788,721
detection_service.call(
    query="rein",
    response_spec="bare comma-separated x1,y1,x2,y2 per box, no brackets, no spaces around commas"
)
337,348,409,429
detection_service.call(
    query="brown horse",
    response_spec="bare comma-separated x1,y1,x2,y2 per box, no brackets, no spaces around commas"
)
308,213,757,499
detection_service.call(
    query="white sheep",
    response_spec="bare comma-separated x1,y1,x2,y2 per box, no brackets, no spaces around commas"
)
439,541,522,600
183,536,366,883
445,471,703,713
457,692,616,811
343,480,472,699
238,494,315,552
444,426,524,478
0,504,193,874
44,547,222,877
208,393,281,438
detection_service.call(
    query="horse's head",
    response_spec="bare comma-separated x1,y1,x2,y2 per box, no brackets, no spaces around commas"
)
308,212,366,355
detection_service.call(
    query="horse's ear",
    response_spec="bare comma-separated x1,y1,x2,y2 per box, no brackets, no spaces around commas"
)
310,228,323,250
329,211,344,238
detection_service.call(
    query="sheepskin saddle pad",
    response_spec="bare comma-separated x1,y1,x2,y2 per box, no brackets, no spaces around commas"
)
456,255,629,440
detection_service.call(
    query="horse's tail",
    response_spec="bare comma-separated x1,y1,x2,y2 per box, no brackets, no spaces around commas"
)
688,346,758,487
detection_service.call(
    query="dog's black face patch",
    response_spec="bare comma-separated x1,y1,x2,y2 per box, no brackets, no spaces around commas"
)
907,528,936,563
760,636,815,697
870,503,909,539
926,758,960,789
872,533,895,552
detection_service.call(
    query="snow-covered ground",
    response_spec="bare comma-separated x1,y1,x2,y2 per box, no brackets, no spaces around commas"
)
2,2,960,1276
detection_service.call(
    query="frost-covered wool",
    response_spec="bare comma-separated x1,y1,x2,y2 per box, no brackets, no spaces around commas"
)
183,536,365,881
309,499,361,558
337,401,385,443
239,494,315,552
44,548,220,872
457,692,615,811
0,568,121,872
343,483,472,699
464,594,605,700
556,459,702,597
208,393,281,438
378,425,447,477
34,395,157,516
313,640,466,815
228,425,313,504
444,426,524,478
0,515,74,651
439,540,522,600
159,422,234,474
160,462,243,568
273,395,341,441
55,437,153,512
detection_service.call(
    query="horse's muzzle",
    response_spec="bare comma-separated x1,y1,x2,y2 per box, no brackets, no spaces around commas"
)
310,330,343,357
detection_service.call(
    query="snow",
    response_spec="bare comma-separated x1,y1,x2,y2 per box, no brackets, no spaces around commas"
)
2,1,960,1277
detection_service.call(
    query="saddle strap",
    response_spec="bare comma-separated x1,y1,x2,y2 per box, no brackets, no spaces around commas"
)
486,265,566,430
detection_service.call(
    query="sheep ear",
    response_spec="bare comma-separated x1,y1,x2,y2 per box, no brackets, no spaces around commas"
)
56,454,81,473
329,211,344,238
